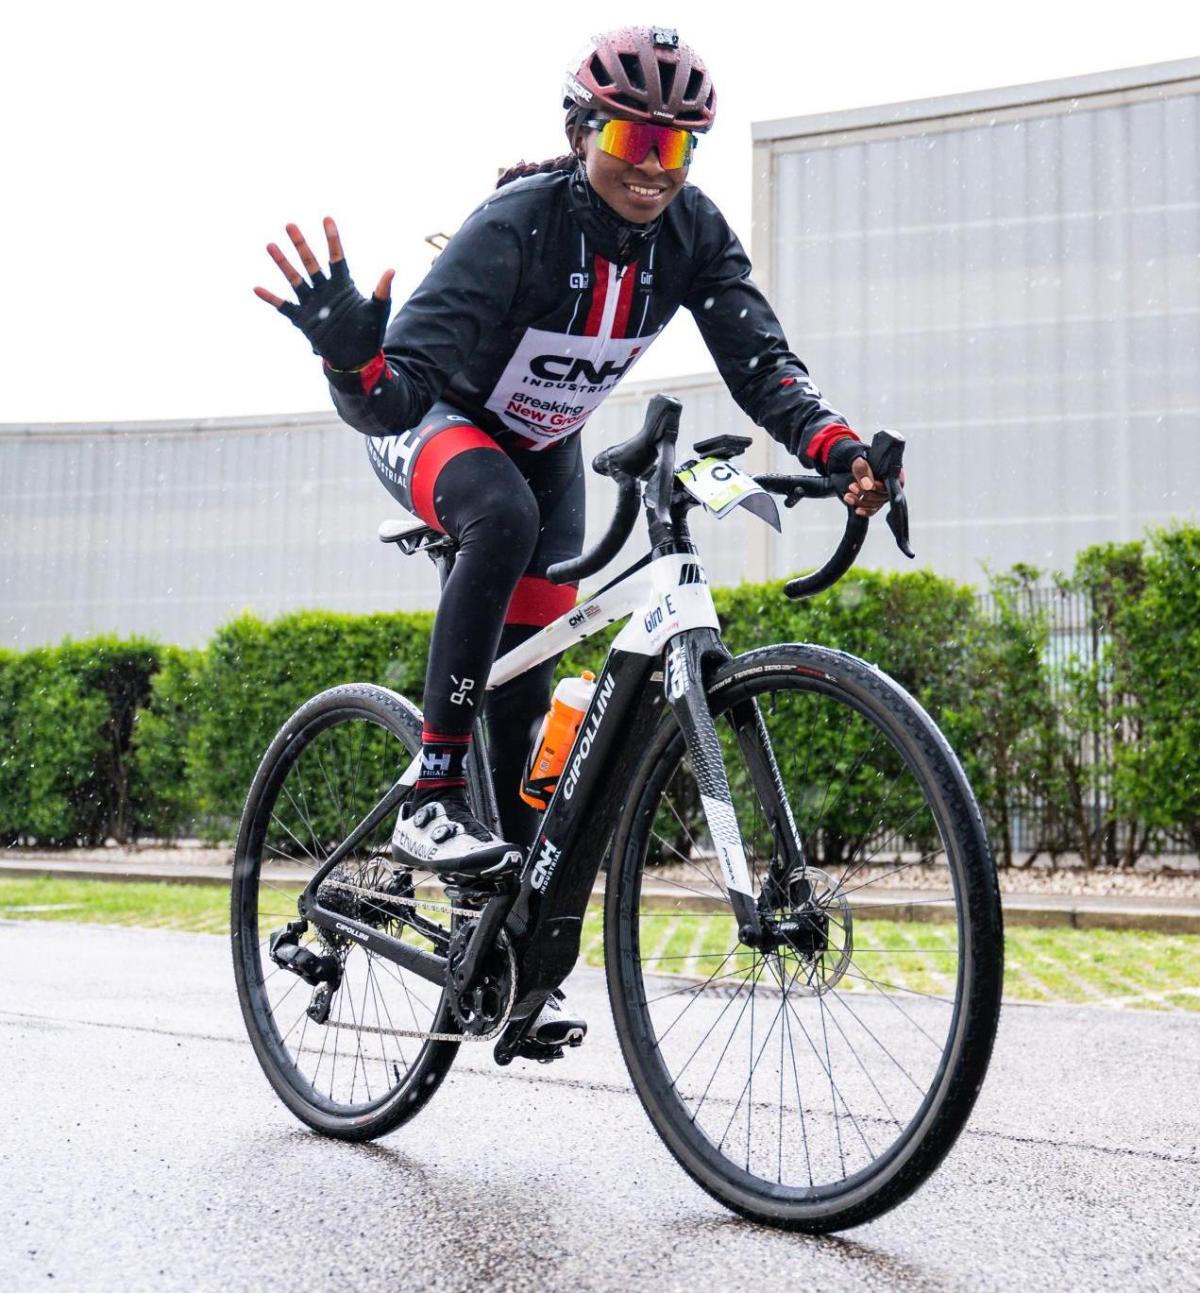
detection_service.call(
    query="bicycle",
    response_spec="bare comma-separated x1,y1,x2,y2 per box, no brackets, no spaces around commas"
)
231,394,1004,1233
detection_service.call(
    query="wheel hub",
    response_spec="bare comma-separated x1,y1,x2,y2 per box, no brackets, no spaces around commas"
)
759,866,853,993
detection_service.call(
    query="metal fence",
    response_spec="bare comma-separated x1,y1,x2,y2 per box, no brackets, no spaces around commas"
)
976,584,1184,862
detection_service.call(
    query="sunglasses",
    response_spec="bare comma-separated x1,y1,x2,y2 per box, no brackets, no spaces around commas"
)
586,117,697,170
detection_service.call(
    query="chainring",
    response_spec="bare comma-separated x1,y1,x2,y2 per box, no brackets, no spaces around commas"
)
447,919,515,1037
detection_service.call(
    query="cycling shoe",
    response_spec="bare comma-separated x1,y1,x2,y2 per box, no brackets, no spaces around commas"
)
391,797,521,880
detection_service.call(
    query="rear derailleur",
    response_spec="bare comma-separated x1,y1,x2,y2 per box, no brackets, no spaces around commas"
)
269,920,342,1023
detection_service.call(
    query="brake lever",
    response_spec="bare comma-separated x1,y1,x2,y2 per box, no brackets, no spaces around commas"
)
885,475,914,558
867,430,914,559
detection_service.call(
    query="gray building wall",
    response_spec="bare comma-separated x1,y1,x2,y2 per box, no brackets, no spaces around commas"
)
0,375,753,649
4,59,1197,649
751,58,1200,583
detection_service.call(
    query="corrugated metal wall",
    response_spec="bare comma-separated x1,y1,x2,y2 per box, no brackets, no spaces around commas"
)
6,61,1196,649
0,375,754,649
754,60,1200,585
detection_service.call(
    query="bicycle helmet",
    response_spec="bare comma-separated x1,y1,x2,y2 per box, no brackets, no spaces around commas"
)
563,26,717,133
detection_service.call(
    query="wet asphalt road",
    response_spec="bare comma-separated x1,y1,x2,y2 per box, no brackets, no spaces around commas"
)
1,920,1197,1292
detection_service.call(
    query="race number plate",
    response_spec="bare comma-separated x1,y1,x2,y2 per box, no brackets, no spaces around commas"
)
676,457,780,529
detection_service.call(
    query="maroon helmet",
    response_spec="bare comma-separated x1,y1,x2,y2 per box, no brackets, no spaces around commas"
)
563,26,717,133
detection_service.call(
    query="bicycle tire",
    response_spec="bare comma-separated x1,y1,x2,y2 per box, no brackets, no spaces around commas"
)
605,643,1003,1231
231,683,459,1140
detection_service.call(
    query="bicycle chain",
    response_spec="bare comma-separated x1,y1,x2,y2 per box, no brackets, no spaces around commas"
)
315,877,517,1044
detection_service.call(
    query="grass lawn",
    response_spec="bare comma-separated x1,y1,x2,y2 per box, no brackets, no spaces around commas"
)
2,875,1197,1012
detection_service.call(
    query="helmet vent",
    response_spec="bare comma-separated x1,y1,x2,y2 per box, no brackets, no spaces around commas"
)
658,61,677,104
618,52,646,92
684,67,705,103
612,92,644,112
589,54,614,87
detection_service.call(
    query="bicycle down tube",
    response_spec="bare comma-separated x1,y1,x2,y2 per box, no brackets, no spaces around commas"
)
489,547,765,1010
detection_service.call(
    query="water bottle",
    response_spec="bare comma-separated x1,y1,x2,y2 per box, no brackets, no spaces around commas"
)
520,671,597,809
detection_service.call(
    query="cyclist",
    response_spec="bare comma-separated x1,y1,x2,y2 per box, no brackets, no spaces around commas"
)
256,28,887,891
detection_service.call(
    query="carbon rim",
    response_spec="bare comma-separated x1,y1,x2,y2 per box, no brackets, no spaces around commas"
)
612,656,995,1219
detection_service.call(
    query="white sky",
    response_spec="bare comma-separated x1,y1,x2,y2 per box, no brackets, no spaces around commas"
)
1,0,1193,424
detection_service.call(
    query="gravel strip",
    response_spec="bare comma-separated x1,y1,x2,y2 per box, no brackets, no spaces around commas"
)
3,846,1199,899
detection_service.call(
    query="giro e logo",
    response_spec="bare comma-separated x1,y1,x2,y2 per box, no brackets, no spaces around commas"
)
569,272,590,290
531,838,562,892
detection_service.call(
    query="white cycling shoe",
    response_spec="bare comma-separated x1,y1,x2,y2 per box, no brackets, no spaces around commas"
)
527,992,587,1049
391,797,521,880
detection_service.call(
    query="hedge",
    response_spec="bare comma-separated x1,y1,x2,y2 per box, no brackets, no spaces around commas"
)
1,524,1195,863
0,638,163,845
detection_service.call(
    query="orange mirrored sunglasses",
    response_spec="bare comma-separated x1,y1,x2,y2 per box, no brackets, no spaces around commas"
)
587,118,697,170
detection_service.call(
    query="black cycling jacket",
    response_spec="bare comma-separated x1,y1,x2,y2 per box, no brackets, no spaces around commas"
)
326,165,851,467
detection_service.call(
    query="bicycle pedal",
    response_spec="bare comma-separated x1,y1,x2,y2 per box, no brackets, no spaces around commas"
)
514,1039,566,1064
444,870,520,903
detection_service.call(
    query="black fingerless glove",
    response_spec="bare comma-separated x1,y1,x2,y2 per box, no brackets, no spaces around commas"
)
823,438,868,477
276,259,390,372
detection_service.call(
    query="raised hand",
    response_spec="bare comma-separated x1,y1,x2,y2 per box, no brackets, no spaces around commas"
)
255,217,395,372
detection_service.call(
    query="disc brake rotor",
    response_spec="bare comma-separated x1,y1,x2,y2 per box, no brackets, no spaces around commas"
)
778,865,853,995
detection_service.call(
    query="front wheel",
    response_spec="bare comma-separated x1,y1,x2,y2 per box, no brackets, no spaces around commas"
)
605,644,1003,1232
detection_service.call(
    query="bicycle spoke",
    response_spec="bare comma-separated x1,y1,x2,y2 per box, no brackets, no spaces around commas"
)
619,654,999,1214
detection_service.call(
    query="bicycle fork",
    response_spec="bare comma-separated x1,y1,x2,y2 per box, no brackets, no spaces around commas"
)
664,630,776,947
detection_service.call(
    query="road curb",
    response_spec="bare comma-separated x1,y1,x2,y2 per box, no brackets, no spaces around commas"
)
1,858,1198,934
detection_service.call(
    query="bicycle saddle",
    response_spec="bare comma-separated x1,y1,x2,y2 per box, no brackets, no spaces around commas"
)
378,519,456,556
592,393,682,480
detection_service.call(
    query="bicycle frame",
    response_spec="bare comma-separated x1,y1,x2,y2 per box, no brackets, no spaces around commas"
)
297,537,776,1008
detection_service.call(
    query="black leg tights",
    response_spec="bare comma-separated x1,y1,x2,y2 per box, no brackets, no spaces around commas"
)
368,414,584,847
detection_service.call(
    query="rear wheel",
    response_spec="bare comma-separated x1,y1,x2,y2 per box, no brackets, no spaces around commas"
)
231,683,459,1140
606,645,1003,1231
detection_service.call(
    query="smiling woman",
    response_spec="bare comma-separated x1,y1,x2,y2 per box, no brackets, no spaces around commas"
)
253,24,887,1041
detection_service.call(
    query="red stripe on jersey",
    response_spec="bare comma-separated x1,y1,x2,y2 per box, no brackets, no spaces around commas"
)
582,256,610,336
612,261,638,339
358,351,388,393
409,426,501,531
807,423,858,469
504,575,579,627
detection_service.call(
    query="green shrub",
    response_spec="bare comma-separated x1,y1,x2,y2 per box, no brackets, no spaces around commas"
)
189,609,433,837
130,646,208,840
0,638,162,845
1101,527,1200,854
3,526,1197,861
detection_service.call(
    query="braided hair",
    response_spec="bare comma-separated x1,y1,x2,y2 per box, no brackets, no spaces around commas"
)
495,154,578,189
496,106,590,189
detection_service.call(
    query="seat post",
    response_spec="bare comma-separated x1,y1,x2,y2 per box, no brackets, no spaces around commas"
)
431,547,456,590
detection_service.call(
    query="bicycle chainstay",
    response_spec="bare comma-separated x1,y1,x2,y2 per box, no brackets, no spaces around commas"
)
315,877,516,1044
